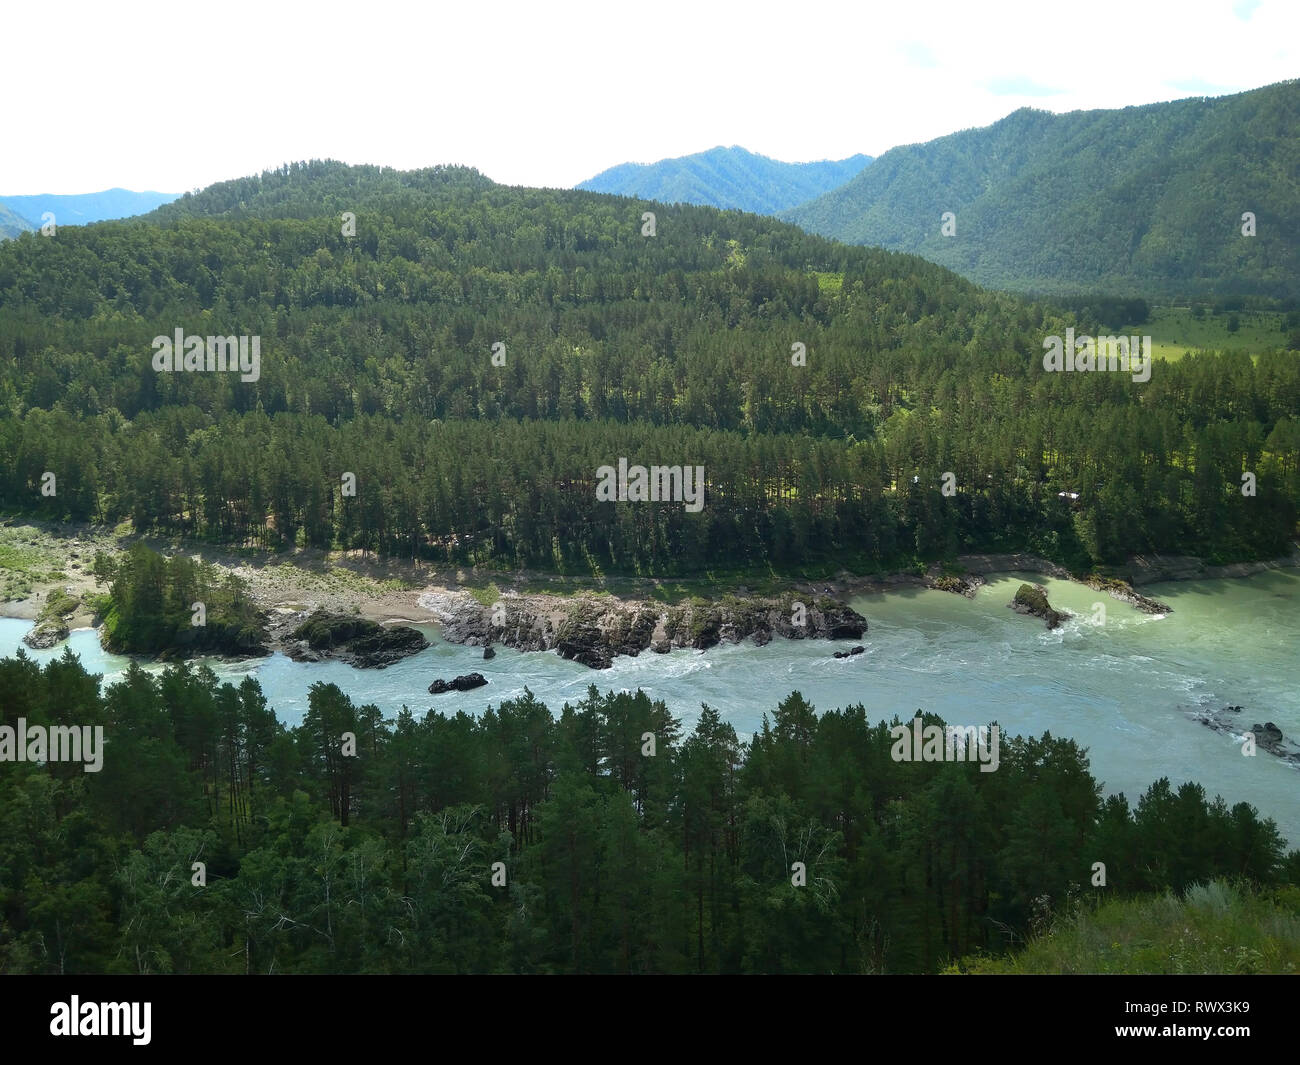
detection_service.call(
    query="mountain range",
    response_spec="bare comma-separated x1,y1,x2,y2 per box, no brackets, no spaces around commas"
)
6,80,1296,300
783,80,1299,298
0,188,179,230
576,145,872,215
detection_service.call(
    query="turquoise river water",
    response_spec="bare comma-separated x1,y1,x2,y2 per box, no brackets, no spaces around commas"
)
2,570,1297,843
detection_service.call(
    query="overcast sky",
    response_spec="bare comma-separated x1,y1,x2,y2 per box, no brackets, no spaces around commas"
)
4,0,1296,195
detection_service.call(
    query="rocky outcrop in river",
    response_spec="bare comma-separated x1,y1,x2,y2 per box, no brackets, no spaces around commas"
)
423,591,867,670
1195,705,1300,767
1009,583,1070,629
926,573,984,598
1082,575,1171,614
22,619,69,649
283,612,429,668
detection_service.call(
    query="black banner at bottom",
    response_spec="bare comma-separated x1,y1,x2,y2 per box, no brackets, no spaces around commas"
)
0,973,1289,1052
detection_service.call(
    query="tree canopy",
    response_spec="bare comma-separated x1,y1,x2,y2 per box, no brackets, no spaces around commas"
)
1,651,1293,974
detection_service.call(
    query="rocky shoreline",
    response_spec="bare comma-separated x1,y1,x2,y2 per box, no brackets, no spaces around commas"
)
840,557,1173,617
2,519,1294,670
925,572,985,598
1079,575,1172,614
251,591,871,673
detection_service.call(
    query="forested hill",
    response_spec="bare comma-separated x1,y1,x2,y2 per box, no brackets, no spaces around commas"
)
576,146,873,214
0,159,1296,574
783,81,1300,299
147,160,495,222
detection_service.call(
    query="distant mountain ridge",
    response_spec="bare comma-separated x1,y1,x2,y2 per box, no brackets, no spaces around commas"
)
576,145,872,215
0,188,180,229
0,203,32,239
782,80,1300,299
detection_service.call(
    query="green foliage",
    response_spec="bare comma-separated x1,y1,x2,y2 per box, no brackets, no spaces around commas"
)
1053,295,1150,329
35,586,79,624
1118,304,1293,361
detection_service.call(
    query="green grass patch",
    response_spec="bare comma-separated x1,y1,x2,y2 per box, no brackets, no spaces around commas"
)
1122,305,1296,361
0,526,65,600
0,541,55,574
466,582,502,607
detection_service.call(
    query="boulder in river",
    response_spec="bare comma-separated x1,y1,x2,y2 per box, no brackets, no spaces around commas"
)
429,673,488,694
1009,584,1069,629
833,645,866,659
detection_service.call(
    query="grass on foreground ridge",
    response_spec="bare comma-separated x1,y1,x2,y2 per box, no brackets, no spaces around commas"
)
951,879,1300,974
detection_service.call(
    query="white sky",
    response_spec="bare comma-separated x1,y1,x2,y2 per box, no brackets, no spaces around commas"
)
3,0,1295,194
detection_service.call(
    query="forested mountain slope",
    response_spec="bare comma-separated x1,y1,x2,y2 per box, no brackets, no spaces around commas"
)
576,145,873,215
0,159,1296,574
784,81,1300,299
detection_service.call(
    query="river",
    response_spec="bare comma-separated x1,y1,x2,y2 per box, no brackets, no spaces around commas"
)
2,570,1297,844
